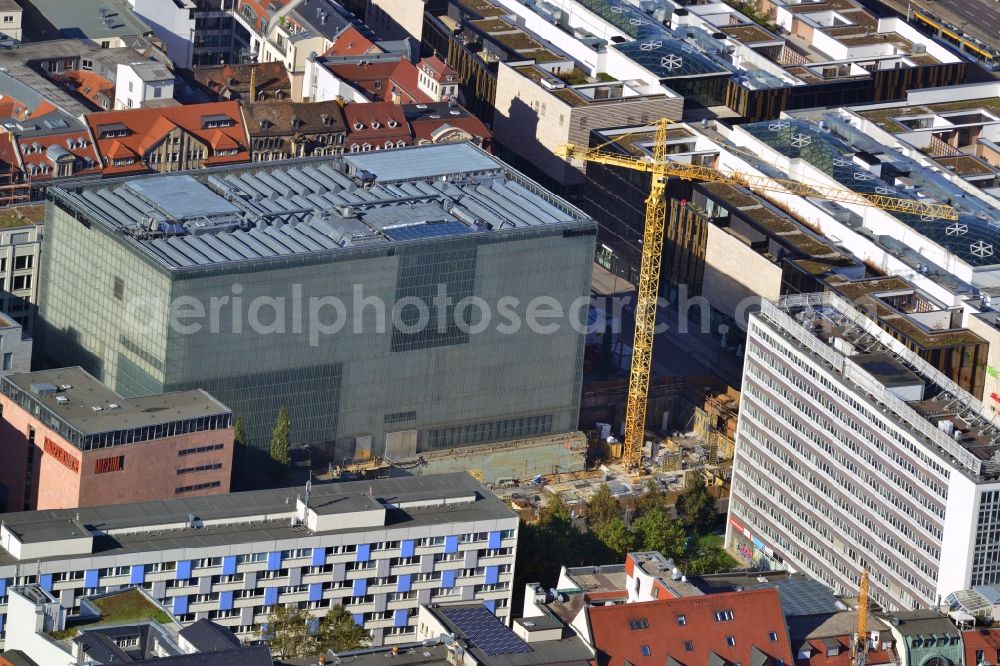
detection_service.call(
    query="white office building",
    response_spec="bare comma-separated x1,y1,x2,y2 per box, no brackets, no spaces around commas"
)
0,472,518,648
727,292,1000,611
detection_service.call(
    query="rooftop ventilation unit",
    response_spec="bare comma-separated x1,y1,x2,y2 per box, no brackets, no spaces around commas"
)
56,396,69,405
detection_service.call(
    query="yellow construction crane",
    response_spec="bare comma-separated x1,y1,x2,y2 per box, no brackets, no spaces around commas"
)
558,118,957,473
853,568,870,666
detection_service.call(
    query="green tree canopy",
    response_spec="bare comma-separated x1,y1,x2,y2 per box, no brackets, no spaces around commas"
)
596,516,635,559
262,605,312,659
270,406,291,468
632,508,687,561
675,472,716,533
634,479,667,518
233,415,247,448
316,604,369,654
586,483,622,532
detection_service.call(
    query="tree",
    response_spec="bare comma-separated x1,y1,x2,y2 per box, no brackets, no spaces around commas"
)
684,546,737,575
315,604,369,654
675,472,717,533
270,406,291,470
538,492,572,525
596,516,635,559
634,479,667,518
586,483,622,532
262,604,312,659
632,508,686,561
233,415,247,448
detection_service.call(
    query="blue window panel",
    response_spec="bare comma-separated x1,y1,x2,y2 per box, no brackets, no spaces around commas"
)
352,579,367,597
264,587,279,605
40,574,52,592
394,609,409,628
308,618,319,635
401,540,415,558
0,578,8,596
267,552,282,572
312,548,325,567
0,613,5,633
84,570,99,588
397,574,411,593
130,565,144,585
444,536,459,554
219,591,234,611
353,613,365,626
488,531,502,549
222,556,237,576
483,599,496,613
308,583,323,602
485,566,499,585
356,544,371,563
441,570,456,589
176,561,191,581
173,595,189,616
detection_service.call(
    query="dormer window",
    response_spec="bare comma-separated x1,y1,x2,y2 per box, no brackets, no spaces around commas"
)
371,121,381,129
353,121,364,130
97,123,130,139
201,114,234,129
387,119,398,128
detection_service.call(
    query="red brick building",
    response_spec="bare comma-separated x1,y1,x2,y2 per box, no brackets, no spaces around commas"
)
0,367,233,511
588,588,796,666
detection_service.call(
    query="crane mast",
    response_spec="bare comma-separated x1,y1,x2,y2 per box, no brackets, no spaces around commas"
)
853,568,869,666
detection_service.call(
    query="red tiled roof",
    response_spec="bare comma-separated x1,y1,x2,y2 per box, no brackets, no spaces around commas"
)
964,628,1000,666
53,70,114,108
15,131,101,181
796,637,894,666
343,101,411,151
589,589,796,666
418,55,458,82
85,100,250,175
326,59,432,104
323,25,382,57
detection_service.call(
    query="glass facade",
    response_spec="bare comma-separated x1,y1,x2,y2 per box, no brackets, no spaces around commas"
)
37,199,595,455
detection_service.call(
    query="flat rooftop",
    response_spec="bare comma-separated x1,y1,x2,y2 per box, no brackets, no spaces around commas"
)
1,367,230,436
0,472,514,567
766,293,1000,480
49,143,591,271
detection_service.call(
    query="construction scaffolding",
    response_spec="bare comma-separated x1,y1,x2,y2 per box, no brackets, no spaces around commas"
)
693,388,740,464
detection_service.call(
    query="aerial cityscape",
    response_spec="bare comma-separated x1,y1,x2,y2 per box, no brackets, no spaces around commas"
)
0,0,998,663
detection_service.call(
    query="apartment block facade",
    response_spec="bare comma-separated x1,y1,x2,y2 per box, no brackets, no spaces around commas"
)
727,293,1000,611
0,473,518,648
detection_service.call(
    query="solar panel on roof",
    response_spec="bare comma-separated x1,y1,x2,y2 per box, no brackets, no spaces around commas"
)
438,607,532,657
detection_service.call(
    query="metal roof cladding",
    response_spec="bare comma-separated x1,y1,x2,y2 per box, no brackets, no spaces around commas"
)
48,142,590,271
742,118,1000,268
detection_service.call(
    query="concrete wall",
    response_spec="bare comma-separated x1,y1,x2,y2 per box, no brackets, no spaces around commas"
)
304,57,369,103
365,0,426,43
130,0,193,68
492,63,682,187
702,224,782,331
399,431,587,483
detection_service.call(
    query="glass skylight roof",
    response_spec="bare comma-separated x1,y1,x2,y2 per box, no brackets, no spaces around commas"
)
576,0,731,79
615,39,730,78
742,119,1000,267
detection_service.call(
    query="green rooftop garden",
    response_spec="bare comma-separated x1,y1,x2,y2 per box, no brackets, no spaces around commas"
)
49,589,172,641
0,204,44,228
